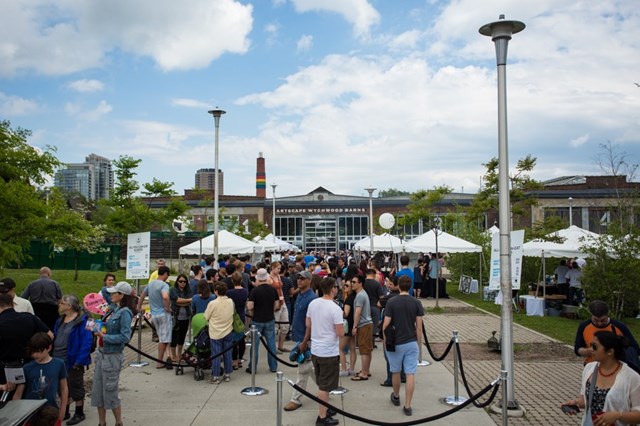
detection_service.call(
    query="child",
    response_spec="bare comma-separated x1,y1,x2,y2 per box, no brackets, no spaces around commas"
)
13,332,68,425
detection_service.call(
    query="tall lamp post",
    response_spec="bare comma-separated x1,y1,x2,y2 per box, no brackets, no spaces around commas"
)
208,108,226,264
365,187,377,256
568,197,573,227
271,184,277,241
480,15,525,413
432,216,442,309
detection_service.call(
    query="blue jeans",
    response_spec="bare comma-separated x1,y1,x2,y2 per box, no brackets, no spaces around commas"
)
210,332,233,376
248,320,277,372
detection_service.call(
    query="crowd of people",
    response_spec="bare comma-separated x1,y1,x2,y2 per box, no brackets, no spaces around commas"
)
1,249,639,426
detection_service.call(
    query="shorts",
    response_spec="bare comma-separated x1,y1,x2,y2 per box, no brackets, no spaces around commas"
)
152,313,173,343
68,365,86,401
91,351,124,410
274,304,290,335
356,323,373,355
387,341,418,375
312,355,339,392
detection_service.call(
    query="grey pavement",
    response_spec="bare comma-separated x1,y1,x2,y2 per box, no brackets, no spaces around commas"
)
76,297,584,425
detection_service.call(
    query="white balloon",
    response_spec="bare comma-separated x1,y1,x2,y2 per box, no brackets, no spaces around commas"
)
379,213,395,230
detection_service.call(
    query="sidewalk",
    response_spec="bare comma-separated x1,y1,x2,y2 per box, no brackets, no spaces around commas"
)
77,297,582,425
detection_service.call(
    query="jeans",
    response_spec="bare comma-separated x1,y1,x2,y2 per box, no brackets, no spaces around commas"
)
210,332,233,376
248,320,277,372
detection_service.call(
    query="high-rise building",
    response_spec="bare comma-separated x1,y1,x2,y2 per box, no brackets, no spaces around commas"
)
53,154,113,201
195,168,224,194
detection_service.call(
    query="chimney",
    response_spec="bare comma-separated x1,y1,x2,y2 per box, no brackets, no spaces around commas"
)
256,152,266,198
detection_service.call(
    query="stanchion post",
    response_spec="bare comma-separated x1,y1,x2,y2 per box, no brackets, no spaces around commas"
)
417,319,430,366
276,371,283,426
241,325,267,396
129,279,148,368
444,330,468,406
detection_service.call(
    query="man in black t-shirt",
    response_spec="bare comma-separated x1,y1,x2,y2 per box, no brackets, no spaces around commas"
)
382,275,424,417
246,268,279,373
364,269,384,343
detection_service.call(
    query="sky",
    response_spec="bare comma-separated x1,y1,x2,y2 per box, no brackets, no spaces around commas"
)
1,0,639,198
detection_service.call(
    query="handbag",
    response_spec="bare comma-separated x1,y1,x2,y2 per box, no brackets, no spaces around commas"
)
232,311,245,333
583,365,598,426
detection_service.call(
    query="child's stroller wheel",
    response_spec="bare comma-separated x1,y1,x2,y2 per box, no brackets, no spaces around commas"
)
194,368,204,381
175,365,183,375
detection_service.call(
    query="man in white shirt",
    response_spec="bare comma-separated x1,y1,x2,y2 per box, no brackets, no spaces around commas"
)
0,277,34,314
300,277,344,426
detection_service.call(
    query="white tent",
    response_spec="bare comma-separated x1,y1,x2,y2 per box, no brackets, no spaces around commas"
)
353,233,404,252
402,230,482,253
254,234,299,251
522,225,599,258
179,230,263,255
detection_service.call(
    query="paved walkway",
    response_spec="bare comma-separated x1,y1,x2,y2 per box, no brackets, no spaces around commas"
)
75,297,583,425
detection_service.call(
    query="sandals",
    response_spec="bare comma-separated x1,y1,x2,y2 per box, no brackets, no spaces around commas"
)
351,374,368,381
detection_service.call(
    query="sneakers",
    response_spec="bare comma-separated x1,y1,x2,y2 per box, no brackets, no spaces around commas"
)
283,401,301,411
327,408,337,417
315,415,339,425
339,370,349,377
390,392,400,406
403,406,413,416
66,414,85,425
209,376,221,384
223,374,231,382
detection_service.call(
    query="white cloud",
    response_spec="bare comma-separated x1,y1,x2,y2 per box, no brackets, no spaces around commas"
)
171,98,212,109
0,92,38,116
67,79,104,93
570,134,590,148
296,35,313,53
65,100,112,121
288,0,380,38
388,30,423,50
0,0,254,76
264,22,280,46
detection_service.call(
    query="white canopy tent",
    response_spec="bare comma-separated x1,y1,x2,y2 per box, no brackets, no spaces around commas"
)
254,234,299,251
352,233,404,252
522,225,599,258
402,230,482,254
179,230,263,256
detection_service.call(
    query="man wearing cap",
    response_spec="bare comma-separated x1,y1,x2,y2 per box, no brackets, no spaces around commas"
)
0,277,34,314
284,271,318,412
246,268,280,373
137,266,172,369
21,266,62,330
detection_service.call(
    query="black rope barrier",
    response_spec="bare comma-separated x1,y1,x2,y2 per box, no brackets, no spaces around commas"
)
422,328,454,362
454,341,500,408
258,335,298,368
245,313,290,325
125,337,235,368
289,377,499,425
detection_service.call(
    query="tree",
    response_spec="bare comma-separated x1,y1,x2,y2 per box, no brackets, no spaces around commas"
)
100,156,188,238
0,120,61,267
467,155,542,225
400,185,453,229
378,188,410,198
44,188,107,281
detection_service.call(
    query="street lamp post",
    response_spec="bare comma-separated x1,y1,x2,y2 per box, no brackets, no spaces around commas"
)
568,197,573,227
208,108,226,264
271,184,277,241
480,15,525,413
433,216,442,309
365,187,377,256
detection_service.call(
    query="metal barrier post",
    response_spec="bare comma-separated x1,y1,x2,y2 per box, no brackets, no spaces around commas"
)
276,371,284,426
501,370,508,426
129,308,149,367
444,330,468,405
241,325,267,396
417,319,430,366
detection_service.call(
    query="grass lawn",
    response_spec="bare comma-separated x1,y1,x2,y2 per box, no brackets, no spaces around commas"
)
448,282,640,345
0,268,130,301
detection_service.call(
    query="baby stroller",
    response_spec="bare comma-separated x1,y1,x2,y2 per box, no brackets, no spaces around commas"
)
179,313,211,381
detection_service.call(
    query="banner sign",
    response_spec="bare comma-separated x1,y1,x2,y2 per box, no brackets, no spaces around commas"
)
489,229,525,290
126,232,151,280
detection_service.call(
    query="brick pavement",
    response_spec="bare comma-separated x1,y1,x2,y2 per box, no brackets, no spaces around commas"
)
422,298,583,425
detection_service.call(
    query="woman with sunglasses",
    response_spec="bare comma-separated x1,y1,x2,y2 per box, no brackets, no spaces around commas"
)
339,280,357,377
561,331,640,425
169,274,193,363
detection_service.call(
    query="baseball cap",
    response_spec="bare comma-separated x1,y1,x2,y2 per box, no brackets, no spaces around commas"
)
256,268,269,281
296,271,312,280
107,281,133,295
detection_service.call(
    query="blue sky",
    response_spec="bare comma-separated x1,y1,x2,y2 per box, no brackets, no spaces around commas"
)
1,0,639,198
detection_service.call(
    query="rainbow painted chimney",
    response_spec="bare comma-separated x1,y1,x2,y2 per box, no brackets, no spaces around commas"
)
256,152,266,198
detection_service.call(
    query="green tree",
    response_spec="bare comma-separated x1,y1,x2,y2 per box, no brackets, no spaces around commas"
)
467,155,542,225
0,120,61,267
400,185,453,229
101,155,188,238
378,188,410,198
44,188,107,281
